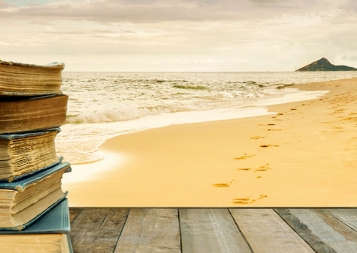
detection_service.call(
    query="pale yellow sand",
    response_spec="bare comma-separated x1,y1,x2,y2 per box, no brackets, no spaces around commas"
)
62,78,357,207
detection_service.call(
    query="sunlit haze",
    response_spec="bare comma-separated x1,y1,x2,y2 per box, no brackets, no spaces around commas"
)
1,0,357,72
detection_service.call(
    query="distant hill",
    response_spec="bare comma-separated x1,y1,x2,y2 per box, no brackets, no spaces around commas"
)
296,57,357,71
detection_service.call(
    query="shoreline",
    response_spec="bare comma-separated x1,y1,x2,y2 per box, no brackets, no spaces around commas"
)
62,77,357,207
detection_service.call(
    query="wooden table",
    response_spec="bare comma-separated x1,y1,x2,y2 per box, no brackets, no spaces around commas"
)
69,208,357,253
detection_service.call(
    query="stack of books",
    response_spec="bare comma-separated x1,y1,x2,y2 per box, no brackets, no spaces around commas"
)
0,60,73,252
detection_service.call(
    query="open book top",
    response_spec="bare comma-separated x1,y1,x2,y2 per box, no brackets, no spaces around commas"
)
0,60,65,70
0,59,65,96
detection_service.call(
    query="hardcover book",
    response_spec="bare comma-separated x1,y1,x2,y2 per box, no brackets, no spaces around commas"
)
0,162,71,230
0,94,68,134
0,198,73,253
0,60,64,96
0,128,62,182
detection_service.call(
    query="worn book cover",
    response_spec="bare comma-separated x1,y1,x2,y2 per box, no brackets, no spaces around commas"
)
0,60,64,96
0,128,62,182
0,198,73,252
0,94,68,134
0,198,71,234
0,162,71,230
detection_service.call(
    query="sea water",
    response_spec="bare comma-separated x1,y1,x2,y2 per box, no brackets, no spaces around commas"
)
56,71,357,164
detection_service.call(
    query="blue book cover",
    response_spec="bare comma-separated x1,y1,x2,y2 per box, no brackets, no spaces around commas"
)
0,162,71,231
0,162,71,192
0,198,70,234
0,127,61,141
0,198,73,253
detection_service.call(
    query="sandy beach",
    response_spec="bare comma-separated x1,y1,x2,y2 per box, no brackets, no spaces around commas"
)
62,78,357,207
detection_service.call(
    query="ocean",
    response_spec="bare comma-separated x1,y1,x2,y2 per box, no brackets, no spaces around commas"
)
56,71,357,164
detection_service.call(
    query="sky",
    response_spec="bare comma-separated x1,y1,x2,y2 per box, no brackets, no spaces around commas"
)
1,0,357,72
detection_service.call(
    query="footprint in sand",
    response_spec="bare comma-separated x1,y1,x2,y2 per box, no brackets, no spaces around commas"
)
250,136,265,140
234,153,255,160
333,108,346,114
255,164,271,172
212,183,230,187
232,194,268,205
343,116,357,121
232,197,251,204
259,144,279,148
267,128,282,131
237,167,251,171
258,123,276,126
213,179,236,187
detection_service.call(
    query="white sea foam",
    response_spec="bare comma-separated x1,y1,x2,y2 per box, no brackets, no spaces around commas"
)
57,71,357,164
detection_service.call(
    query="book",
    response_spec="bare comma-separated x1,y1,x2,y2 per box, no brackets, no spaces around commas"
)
0,233,72,253
0,128,62,182
0,198,73,253
0,162,71,230
0,94,68,134
0,60,64,96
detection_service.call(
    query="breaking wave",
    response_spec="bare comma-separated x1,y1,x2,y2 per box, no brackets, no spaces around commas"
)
66,105,179,124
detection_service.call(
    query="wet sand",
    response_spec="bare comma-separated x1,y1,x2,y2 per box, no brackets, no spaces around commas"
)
62,78,357,207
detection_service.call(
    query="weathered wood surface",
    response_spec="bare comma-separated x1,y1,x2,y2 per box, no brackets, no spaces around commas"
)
69,208,357,253
114,209,180,253
180,209,252,253
230,209,314,253
70,208,129,253
275,209,357,253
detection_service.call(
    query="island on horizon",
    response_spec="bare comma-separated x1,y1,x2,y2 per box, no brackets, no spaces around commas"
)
296,57,357,71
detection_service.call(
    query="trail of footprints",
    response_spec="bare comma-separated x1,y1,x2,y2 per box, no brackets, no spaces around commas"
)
213,95,357,205
212,110,292,205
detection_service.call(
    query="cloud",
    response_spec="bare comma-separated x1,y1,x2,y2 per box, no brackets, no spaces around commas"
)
1,0,357,71
1,0,354,23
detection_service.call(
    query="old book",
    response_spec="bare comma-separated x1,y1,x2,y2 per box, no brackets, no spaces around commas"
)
0,94,68,134
0,234,72,253
0,198,73,253
0,60,64,96
0,128,62,182
0,162,71,230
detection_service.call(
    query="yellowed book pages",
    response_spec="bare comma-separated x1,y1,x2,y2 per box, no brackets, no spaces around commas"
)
0,234,71,253
0,130,60,182
0,60,64,96
0,95,68,134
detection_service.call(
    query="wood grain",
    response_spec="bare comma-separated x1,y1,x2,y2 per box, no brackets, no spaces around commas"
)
69,208,81,223
278,209,357,253
180,209,252,253
114,209,180,253
230,209,314,253
68,208,357,253
70,208,129,253
327,209,357,231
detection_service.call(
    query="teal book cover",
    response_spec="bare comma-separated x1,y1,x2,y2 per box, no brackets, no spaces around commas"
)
0,127,60,141
0,198,70,234
0,162,71,192
0,162,71,231
0,198,73,253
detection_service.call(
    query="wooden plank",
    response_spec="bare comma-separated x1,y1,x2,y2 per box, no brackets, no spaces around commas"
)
180,209,252,253
114,209,180,253
70,208,129,253
275,209,335,253
326,209,357,231
230,209,314,253
69,208,82,223
276,209,357,253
